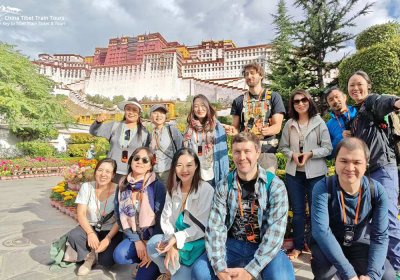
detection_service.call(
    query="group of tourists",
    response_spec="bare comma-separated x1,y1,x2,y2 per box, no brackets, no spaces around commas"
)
60,62,399,280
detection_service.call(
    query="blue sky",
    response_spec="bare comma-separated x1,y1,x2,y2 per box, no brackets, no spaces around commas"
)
0,0,398,61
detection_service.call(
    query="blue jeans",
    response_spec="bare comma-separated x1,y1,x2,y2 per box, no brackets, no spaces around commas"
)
370,164,400,271
286,172,324,250
147,234,193,280
191,238,294,280
311,241,395,280
113,238,160,279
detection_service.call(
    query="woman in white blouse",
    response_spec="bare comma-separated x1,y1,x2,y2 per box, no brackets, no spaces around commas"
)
147,148,214,280
66,158,122,276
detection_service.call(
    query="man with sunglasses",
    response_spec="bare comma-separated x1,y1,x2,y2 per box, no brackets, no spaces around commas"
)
192,132,294,280
223,63,285,173
324,87,357,158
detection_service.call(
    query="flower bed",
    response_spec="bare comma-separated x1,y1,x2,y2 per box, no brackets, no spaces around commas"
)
50,181,79,220
0,157,81,180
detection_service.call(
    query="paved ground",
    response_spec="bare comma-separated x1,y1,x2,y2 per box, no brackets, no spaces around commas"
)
0,176,313,279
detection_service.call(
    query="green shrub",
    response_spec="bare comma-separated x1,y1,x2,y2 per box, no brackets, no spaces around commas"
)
276,152,287,170
67,144,91,157
69,133,97,144
16,141,56,157
93,138,110,158
355,22,400,50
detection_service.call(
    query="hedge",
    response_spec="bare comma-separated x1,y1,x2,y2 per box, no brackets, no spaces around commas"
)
69,133,97,144
16,142,56,157
355,22,400,51
67,143,91,157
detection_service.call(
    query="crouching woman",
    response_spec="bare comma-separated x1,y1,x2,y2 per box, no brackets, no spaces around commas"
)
147,148,214,279
66,158,123,276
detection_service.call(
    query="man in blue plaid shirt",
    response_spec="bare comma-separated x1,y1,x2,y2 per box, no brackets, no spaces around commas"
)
192,132,294,280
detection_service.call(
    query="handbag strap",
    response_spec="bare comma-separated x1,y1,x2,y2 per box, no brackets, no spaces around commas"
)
183,209,205,232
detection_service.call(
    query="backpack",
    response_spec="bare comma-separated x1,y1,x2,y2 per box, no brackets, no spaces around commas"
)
227,170,275,194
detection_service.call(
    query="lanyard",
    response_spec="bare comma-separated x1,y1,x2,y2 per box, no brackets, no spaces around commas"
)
340,186,362,225
195,131,205,145
236,175,256,218
334,111,350,131
95,185,113,218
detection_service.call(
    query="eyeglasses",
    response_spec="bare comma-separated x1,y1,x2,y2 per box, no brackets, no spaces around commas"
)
133,156,150,164
124,130,131,141
293,97,309,105
96,168,113,175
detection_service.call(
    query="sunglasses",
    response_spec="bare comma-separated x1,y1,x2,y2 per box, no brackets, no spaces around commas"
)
125,130,131,141
293,97,309,105
133,155,150,164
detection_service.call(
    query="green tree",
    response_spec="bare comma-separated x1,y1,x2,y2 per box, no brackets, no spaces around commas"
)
0,44,72,140
338,22,400,94
268,0,313,104
112,95,125,105
294,0,373,90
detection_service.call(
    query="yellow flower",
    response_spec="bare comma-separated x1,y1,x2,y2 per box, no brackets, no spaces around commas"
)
64,195,73,201
288,210,293,218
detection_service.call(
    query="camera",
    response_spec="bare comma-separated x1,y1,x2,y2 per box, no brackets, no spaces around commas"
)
95,216,106,232
343,225,354,246
247,117,255,131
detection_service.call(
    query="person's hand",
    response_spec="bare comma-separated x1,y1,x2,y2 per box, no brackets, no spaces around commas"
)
95,235,110,253
216,269,233,280
342,130,352,138
260,125,271,136
359,275,370,280
135,240,147,260
156,235,177,254
87,232,100,250
96,113,108,123
228,268,252,280
298,151,313,166
292,152,302,165
138,254,152,268
222,124,237,136
349,276,360,280
164,246,179,271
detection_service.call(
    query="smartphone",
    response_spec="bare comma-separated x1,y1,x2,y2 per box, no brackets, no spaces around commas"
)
198,145,203,156
298,154,304,163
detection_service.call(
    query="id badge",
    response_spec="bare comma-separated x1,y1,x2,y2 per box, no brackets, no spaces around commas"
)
121,150,128,163
198,145,203,156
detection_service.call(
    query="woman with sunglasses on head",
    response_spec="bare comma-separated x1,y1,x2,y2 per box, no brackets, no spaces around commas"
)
113,147,166,279
90,98,151,184
279,89,332,260
147,148,214,280
183,94,229,187
66,158,123,276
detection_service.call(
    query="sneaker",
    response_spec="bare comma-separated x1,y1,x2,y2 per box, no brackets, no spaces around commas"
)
156,272,171,280
77,251,96,276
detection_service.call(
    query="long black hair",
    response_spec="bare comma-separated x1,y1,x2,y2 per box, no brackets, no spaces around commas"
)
166,148,202,196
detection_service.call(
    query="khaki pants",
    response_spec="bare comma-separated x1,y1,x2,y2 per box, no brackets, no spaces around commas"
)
258,153,278,173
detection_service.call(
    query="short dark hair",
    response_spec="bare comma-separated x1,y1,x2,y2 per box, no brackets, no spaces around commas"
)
232,132,261,151
324,86,344,101
241,63,265,79
288,89,319,120
166,148,202,196
335,137,370,162
120,147,156,191
94,158,117,175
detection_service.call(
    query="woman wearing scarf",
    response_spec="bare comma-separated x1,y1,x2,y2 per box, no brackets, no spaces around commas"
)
183,94,229,187
113,147,166,279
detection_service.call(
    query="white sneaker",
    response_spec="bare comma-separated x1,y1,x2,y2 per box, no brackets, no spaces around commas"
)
77,251,96,276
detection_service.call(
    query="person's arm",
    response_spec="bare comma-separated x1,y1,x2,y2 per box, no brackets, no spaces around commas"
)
174,185,214,249
171,125,184,151
310,121,333,158
260,113,284,137
311,179,357,279
205,177,229,275
368,94,400,120
160,192,175,236
214,122,230,182
278,120,293,160
366,181,389,279
152,180,167,235
96,222,120,253
244,178,288,278
89,120,116,139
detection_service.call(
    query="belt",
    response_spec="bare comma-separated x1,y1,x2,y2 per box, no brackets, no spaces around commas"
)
260,139,279,147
